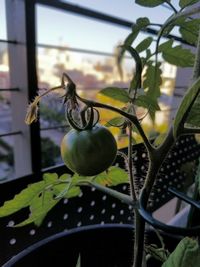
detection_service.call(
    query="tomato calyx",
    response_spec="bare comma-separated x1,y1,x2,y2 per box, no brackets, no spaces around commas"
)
66,106,100,131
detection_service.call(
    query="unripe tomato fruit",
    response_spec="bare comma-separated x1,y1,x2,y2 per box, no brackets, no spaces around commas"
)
61,125,117,176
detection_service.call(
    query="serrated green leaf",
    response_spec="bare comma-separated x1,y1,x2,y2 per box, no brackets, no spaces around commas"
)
136,17,150,28
159,39,195,67
174,76,200,136
0,181,45,217
179,0,199,8
105,116,125,127
162,237,200,267
30,190,58,226
136,0,165,7
143,62,162,99
121,17,150,55
43,172,58,184
143,61,162,120
15,191,59,227
135,94,160,112
135,37,153,53
179,19,200,45
99,87,130,103
185,93,200,128
94,166,129,186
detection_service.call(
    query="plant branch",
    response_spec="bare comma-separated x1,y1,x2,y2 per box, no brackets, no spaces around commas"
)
78,181,137,208
128,123,137,201
183,127,200,135
75,93,154,154
164,1,178,13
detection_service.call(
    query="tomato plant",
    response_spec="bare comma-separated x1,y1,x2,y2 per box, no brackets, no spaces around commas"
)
1,1,200,267
61,125,117,176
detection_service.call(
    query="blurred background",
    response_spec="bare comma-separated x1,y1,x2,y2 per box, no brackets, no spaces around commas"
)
0,0,194,181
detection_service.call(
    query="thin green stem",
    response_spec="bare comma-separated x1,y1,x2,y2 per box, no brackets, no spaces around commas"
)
133,211,145,267
164,1,178,13
133,127,175,267
76,93,154,155
128,123,137,201
80,181,137,208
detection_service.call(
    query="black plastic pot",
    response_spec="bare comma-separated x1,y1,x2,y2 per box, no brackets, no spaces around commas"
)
3,224,181,267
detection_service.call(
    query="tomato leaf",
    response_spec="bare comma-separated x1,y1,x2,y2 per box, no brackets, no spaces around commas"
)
161,237,200,267
179,0,199,8
143,61,162,99
105,116,125,127
179,19,200,45
159,39,195,67
136,0,165,7
135,94,160,112
135,37,153,53
174,76,200,136
0,181,45,217
143,61,162,120
94,166,129,186
15,191,59,227
123,17,150,47
99,87,130,103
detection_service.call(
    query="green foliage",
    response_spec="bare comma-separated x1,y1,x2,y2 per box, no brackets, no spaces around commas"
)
105,116,125,127
135,93,161,112
162,237,200,267
173,76,200,136
135,37,153,54
159,39,195,67
1,2,200,267
179,0,200,8
94,166,129,186
0,167,129,226
179,19,200,45
136,0,165,7
126,17,150,44
99,87,130,103
143,61,162,119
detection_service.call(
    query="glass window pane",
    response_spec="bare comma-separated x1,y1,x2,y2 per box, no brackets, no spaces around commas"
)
36,5,132,53
0,0,7,40
0,44,10,89
61,0,179,24
0,92,12,134
41,129,63,169
0,135,14,182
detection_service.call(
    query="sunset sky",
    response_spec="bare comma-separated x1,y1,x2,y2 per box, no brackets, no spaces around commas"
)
1,0,180,53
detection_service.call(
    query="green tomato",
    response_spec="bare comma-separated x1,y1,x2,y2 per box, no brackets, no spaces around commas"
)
61,125,117,176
